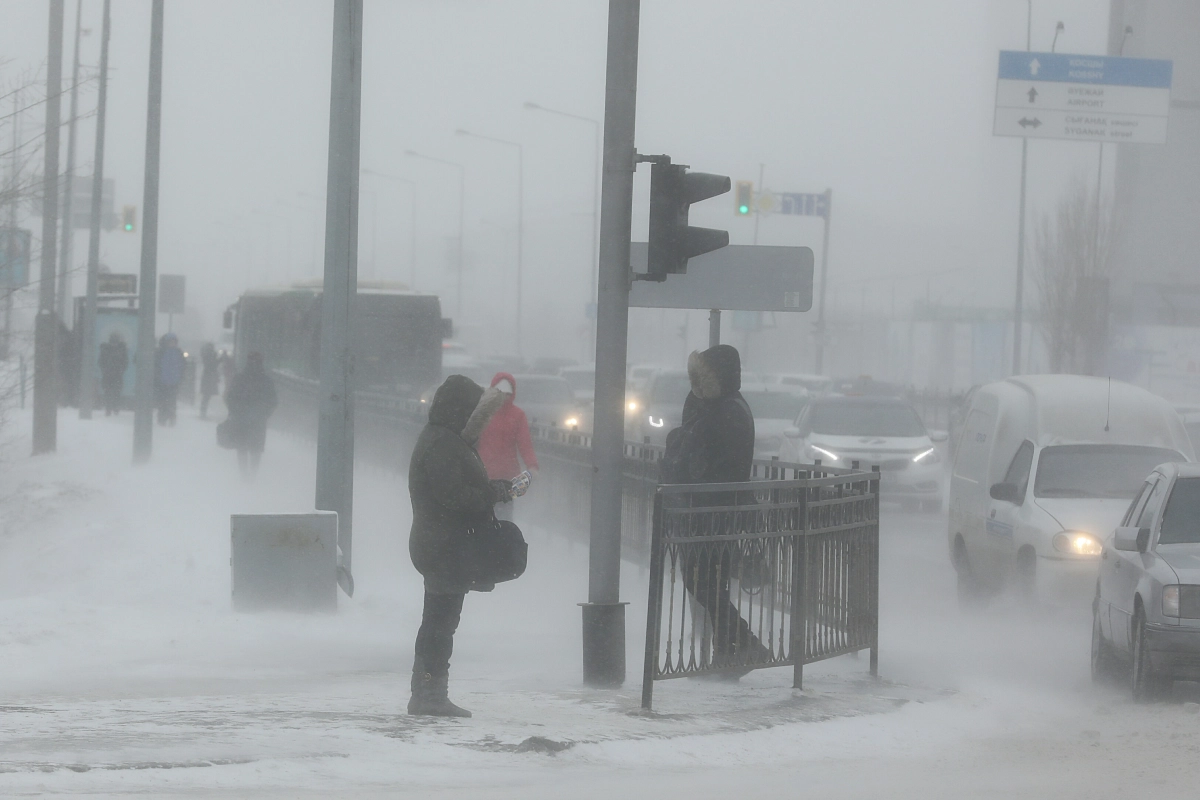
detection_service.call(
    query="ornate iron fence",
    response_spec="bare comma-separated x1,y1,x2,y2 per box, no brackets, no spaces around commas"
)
641,465,879,710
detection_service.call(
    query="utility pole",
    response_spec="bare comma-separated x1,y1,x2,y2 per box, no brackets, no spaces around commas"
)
3,89,20,361
133,0,164,463
79,0,110,420
315,0,363,598
814,188,833,374
57,0,83,326
584,0,639,687
1012,2,1032,375
33,0,65,455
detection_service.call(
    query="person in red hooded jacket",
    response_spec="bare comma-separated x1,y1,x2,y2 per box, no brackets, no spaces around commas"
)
476,372,538,520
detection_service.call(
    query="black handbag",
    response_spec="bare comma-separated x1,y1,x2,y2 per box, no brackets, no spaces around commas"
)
216,417,241,449
464,515,528,585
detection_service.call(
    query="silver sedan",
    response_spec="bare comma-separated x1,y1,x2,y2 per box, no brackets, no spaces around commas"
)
1092,462,1200,701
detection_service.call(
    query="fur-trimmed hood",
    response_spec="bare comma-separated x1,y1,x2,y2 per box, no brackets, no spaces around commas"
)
428,375,507,444
687,344,741,399
462,386,506,444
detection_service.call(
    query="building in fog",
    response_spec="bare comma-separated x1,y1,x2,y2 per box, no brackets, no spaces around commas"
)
1108,0,1200,401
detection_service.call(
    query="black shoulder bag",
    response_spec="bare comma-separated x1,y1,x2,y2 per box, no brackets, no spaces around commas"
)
464,513,528,585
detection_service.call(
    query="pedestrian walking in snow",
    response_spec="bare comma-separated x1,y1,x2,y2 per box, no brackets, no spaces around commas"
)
198,343,220,420
224,352,278,479
661,344,766,671
476,372,538,522
97,331,128,416
407,375,512,718
154,333,186,426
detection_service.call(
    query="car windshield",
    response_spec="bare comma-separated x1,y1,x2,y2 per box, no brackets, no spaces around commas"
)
517,378,573,405
1159,477,1200,545
743,391,808,421
1033,445,1182,499
650,374,692,405
808,401,926,437
561,371,594,393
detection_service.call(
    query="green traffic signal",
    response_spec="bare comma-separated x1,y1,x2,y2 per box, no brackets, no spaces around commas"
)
124,223,133,232
735,180,754,216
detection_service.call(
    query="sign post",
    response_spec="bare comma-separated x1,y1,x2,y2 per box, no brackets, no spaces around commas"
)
993,50,1173,374
749,188,832,372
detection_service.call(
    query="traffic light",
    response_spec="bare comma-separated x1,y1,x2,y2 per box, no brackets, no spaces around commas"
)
646,162,730,282
735,180,754,215
121,205,136,233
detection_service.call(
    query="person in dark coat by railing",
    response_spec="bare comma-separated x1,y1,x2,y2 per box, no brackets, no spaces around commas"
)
407,374,510,718
225,352,277,478
661,344,765,674
97,331,128,416
198,343,220,420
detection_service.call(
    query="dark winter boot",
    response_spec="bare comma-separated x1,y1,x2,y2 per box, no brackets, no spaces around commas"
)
408,670,471,718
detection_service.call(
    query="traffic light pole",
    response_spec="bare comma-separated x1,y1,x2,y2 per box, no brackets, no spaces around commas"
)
584,0,640,687
814,188,832,375
33,0,64,455
133,0,164,463
315,0,363,598
79,0,111,421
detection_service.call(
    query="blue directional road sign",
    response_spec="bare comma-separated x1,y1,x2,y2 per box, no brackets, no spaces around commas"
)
994,51,1173,144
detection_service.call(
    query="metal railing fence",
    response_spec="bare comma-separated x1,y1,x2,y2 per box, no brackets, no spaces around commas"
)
640,465,879,710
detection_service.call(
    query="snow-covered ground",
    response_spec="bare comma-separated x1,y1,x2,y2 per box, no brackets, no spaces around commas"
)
1,401,1199,798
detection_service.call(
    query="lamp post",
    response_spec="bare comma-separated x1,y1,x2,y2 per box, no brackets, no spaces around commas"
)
455,129,524,359
361,168,418,288
524,101,601,356
405,150,464,317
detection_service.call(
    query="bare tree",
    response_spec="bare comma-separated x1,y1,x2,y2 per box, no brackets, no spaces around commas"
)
1033,174,1117,375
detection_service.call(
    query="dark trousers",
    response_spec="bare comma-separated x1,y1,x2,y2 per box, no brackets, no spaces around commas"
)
156,384,178,425
682,548,761,664
101,378,122,415
413,591,465,677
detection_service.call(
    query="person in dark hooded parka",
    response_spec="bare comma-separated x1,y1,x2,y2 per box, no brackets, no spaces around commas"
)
407,375,511,717
225,352,278,478
662,344,766,672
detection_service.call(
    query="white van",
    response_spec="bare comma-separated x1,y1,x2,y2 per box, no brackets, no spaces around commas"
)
948,375,1193,602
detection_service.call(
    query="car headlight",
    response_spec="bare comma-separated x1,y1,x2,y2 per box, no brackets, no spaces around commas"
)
1052,531,1103,556
627,400,639,412
1164,585,1180,618
808,444,840,463
565,417,579,429
912,447,939,464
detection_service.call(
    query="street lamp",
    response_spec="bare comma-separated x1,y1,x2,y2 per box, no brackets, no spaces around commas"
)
1051,21,1064,52
524,101,601,356
455,128,524,359
404,150,465,318
361,168,418,288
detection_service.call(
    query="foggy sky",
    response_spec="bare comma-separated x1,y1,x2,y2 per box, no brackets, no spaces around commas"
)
1,0,1115,357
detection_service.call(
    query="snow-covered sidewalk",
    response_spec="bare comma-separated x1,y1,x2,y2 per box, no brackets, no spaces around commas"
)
2,406,1199,798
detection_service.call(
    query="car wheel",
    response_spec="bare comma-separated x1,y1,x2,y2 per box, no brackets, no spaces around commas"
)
1015,547,1037,604
1090,606,1120,684
1131,611,1171,702
954,539,985,608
